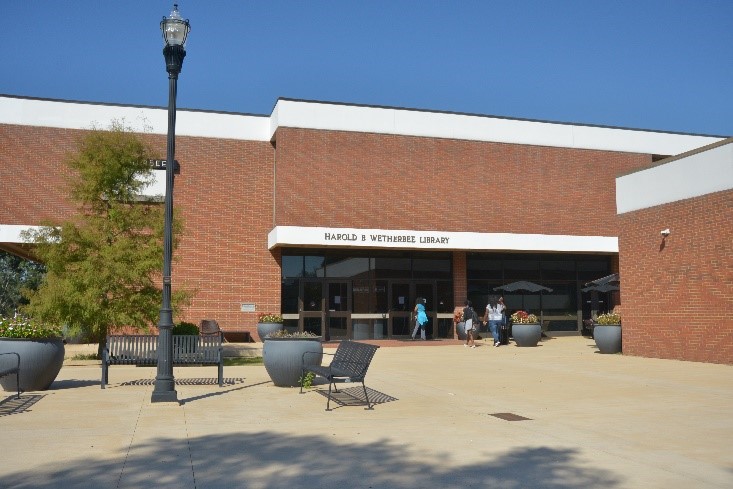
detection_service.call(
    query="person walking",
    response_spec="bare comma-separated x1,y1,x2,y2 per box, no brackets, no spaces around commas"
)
463,300,478,348
485,295,506,347
411,297,428,340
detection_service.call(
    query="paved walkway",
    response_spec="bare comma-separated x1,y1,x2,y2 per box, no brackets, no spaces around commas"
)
1,336,732,488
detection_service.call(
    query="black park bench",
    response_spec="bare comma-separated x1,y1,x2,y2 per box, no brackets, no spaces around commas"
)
0,352,21,399
300,340,380,411
101,333,224,388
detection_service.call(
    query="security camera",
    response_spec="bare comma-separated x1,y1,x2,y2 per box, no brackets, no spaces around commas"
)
661,229,670,237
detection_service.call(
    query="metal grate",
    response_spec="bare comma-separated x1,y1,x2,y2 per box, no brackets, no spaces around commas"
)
489,412,532,421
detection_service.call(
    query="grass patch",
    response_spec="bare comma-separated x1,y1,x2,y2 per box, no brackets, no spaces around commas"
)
224,356,263,366
71,353,99,360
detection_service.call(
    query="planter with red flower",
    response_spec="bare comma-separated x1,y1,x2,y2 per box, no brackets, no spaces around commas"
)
256,313,284,342
510,311,541,347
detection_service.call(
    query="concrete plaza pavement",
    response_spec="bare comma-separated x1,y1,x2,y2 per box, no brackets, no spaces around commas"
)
1,336,731,488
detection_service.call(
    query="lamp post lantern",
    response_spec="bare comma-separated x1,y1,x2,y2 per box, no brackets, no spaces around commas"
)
152,4,190,403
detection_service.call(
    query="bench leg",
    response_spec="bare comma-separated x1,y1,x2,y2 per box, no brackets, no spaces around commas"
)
326,380,334,411
218,361,223,387
15,370,20,399
362,381,373,410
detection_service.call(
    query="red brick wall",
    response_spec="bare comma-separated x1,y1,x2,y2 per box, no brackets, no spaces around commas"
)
0,124,280,338
273,127,652,236
618,190,733,364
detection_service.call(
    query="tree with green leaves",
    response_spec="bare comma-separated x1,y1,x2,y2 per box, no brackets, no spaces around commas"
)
22,121,190,354
0,251,46,316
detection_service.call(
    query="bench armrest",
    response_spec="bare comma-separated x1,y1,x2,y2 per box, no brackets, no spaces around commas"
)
302,350,331,364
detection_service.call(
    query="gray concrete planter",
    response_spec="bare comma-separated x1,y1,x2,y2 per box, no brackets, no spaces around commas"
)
594,325,622,354
263,337,323,387
0,337,65,392
256,322,284,342
456,321,468,340
512,323,541,347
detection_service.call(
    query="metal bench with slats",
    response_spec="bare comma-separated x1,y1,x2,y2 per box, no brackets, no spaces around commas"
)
101,333,223,388
300,340,380,411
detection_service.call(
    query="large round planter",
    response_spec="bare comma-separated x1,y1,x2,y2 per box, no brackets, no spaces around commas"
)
263,337,323,387
0,337,65,392
512,323,541,347
594,325,622,354
256,322,284,342
455,321,468,340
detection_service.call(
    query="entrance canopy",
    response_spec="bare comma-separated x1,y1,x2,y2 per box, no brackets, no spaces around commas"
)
268,226,618,253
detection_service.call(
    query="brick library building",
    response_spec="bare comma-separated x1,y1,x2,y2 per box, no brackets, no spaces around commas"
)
1,94,731,364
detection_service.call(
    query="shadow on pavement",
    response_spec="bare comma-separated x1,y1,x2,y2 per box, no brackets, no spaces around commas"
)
0,394,45,417
0,431,621,488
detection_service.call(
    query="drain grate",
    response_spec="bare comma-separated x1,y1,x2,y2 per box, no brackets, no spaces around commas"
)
489,412,532,421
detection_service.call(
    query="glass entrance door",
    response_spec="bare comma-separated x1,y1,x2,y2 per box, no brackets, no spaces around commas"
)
327,281,350,341
415,282,436,339
301,280,324,337
389,282,412,337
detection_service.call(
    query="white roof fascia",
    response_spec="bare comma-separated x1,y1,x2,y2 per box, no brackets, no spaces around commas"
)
0,96,270,141
0,224,45,243
270,99,724,155
268,226,618,253
617,141,733,214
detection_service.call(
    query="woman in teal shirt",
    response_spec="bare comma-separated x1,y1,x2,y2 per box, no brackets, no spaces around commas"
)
411,297,429,340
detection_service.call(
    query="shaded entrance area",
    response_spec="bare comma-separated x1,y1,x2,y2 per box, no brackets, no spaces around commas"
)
281,250,454,340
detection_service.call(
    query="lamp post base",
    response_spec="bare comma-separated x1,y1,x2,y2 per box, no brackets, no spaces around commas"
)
151,388,178,403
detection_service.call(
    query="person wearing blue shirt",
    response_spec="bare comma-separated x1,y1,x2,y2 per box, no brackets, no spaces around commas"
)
411,297,429,340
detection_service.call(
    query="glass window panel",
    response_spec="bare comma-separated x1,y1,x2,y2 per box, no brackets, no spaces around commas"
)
436,280,453,313
304,256,325,278
391,283,411,311
374,280,388,313
328,317,348,340
281,278,299,314
328,282,348,311
413,257,451,279
352,280,371,313
281,255,303,278
504,259,540,279
467,280,490,317
467,256,503,279
374,257,411,279
325,257,370,278
283,319,299,334
392,316,411,336
303,317,322,336
576,259,610,280
540,260,576,280
303,282,322,311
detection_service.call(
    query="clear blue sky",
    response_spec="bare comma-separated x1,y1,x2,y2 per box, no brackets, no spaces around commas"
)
2,1,731,136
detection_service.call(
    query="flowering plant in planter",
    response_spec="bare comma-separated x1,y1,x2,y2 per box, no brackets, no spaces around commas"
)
266,329,319,339
0,315,63,339
510,311,539,324
595,312,621,325
453,310,464,322
257,313,283,324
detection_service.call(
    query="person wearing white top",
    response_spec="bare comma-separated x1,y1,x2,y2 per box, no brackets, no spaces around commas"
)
484,296,506,347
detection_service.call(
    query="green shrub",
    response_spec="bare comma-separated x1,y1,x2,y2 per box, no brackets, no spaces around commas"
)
172,321,199,335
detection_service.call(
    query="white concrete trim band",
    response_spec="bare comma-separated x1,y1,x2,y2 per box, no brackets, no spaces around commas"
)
1,95,722,155
268,226,618,253
616,140,733,214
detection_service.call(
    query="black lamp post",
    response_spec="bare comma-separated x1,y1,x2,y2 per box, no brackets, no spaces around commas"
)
152,4,190,403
